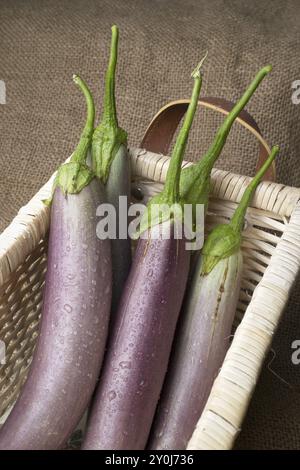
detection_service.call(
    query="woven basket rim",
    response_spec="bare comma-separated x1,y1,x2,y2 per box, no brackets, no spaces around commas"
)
1,147,300,286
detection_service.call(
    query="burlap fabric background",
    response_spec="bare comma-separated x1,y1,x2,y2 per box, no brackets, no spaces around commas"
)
1,0,300,449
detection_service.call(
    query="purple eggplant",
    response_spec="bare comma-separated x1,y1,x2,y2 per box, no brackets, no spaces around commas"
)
149,146,279,450
92,25,131,315
0,76,112,450
82,58,206,450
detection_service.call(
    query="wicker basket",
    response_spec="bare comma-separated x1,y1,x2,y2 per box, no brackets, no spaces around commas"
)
1,145,300,447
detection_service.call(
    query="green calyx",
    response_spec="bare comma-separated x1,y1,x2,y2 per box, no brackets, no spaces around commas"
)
92,125,127,184
202,145,279,274
179,65,273,214
201,224,242,274
45,75,95,203
137,56,207,236
54,161,94,195
92,25,127,184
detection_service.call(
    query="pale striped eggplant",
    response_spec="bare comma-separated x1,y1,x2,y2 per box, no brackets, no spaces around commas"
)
149,146,279,450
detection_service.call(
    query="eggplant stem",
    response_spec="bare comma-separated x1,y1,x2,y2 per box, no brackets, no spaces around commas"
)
102,25,118,127
230,145,279,233
137,56,207,235
71,75,95,164
201,145,279,275
201,65,272,174
180,65,272,209
92,25,127,183
163,56,206,204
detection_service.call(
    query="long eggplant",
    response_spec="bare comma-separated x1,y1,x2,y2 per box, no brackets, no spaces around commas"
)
0,76,112,450
92,25,131,315
149,146,279,450
82,59,205,450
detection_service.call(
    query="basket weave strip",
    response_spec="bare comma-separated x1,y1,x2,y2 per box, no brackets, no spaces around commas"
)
0,241,47,417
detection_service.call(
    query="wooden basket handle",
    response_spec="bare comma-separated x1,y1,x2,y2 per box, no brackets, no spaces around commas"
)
140,97,275,181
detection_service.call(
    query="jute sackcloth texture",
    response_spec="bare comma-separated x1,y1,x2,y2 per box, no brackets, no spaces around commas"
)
0,0,300,449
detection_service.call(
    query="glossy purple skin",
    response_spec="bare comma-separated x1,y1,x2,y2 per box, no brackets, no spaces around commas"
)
148,252,243,450
105,144,132,316
82,221,190,450
0,180,112,450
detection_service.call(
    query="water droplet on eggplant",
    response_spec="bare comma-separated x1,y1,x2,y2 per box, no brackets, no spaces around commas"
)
64,304,72,313
108,390,117,401
119,361,131,370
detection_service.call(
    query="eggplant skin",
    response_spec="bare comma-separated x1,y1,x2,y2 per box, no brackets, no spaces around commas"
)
0,179,112,450
105,144,132,315
82,221,190,450
148,252,242,450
